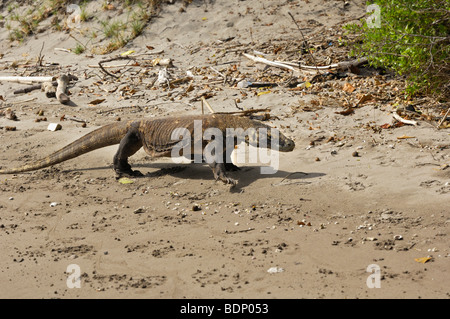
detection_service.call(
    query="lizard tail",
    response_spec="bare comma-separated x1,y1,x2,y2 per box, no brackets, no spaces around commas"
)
0,121,135,174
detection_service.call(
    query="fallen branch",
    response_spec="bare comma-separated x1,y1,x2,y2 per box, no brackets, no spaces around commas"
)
10,97,37,104
56,74,70,104
14,84,44,95
36,42,45,67
88,63,138,69
201,96,215,114
131,49,164,56
334,58,369,71
393,112,418,126
97,105,143,115
183,80,194,96
280,57,369,71
436,107,450,129
242,53,296,72
243,52,368,74
98,56,133,79
209,66,227,85
214,108,271,116
54,48,71,53
13,74,77,97
288,11,321,74
169,76,192,86
225,228,255,234
0,76,55,83
42,82,56,98
237,81,278,88
60,114,87,123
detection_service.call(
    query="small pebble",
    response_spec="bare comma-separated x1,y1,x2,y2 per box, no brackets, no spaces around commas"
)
47,123,62,131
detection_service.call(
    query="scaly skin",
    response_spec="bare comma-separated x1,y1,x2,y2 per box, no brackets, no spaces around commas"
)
0,114,295,185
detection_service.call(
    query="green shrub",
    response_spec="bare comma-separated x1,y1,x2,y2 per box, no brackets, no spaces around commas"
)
345,0,450,99
73,43,85,54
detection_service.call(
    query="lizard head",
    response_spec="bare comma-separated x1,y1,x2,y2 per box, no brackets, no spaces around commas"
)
242,125,295,152
274,131,295,152
263,128,295,152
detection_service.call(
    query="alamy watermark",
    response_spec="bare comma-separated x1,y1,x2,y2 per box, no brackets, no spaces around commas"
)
366,4,381,28
366,264,381,288
66,4,82,29
170,120,282,174
66,264,81,289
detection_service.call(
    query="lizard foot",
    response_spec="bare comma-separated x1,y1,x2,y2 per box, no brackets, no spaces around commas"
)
115,169,144,179
218,176,238,187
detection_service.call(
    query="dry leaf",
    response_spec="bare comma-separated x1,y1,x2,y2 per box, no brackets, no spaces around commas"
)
89,98,105,105
414,257,432,264
397,135,415,139
121,50,135,56
335,108,354,116
273,47,283,55
343,82,356,93
356,94,373,106
118,177,134,184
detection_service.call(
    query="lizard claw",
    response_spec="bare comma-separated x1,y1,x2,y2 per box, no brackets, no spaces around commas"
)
220,176,238,187
115,169,144,179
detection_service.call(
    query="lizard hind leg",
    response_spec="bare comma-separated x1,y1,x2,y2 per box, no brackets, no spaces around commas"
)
113,129,144,178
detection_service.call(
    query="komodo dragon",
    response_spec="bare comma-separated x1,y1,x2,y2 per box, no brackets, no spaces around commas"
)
0,114,295,185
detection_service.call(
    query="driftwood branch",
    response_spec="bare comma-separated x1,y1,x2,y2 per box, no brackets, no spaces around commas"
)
280,57,369,71
98,56,133,79
393,112,418,126
436,107,450,129
14,84,44,95
201,96,215,114
0,76,55,83
13,74,77,97
242,53,297,72
288,11,321,74
56,74,70,104
42,82,56,98
214,108,271,116
243,53,368,74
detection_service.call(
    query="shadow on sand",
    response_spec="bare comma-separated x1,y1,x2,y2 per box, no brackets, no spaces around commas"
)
70,162,325,191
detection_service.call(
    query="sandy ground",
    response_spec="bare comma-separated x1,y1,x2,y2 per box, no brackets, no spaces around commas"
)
0,0,449,299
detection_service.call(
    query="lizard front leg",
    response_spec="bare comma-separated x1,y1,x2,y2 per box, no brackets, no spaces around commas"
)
113,129,144,178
